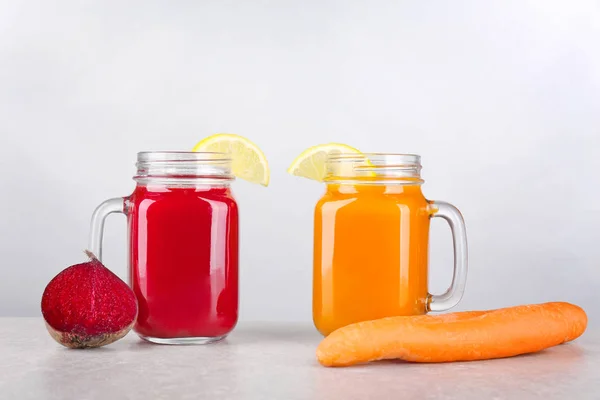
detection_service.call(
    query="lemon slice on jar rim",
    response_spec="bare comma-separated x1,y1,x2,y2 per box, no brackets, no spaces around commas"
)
192,133,270,186
287,143,368,182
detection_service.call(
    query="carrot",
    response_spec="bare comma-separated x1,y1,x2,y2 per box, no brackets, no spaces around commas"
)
316,302,587,367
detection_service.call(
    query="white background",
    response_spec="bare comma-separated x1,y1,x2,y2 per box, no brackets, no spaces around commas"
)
1,0,598,325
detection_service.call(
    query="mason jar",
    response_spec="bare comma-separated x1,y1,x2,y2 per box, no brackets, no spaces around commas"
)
313,153,468,336
89,152,238,344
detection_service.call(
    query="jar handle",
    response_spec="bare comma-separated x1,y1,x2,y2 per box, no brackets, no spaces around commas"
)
88,198,127,261
427,201,468,312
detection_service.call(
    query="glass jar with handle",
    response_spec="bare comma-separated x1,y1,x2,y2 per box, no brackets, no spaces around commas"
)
313,153,468,336
89,151,238,344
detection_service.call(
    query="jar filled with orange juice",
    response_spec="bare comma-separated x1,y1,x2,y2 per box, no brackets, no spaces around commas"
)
313,153,467,336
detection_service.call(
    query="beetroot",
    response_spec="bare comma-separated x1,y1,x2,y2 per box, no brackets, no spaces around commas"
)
41,251,138,348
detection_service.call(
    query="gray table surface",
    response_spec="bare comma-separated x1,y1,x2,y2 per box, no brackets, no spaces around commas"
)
0,318,597,400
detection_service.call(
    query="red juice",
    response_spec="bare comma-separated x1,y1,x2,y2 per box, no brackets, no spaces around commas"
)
127,184,239,340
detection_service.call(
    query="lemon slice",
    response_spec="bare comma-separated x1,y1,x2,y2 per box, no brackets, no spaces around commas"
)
287,143,362,182
193,133,270,186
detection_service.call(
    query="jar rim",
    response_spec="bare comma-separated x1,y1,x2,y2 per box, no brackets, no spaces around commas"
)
327,153,421,163
134,151,234,185
137,151,231,163
325,152,423,184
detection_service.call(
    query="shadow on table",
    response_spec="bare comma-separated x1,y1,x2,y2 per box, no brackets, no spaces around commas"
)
308,342,588,399
225,323,321,345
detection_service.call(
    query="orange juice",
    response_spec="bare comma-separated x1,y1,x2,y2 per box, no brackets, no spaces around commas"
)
313,183,431,336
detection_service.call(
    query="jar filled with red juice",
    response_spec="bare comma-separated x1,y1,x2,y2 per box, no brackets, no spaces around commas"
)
88,152,238,344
